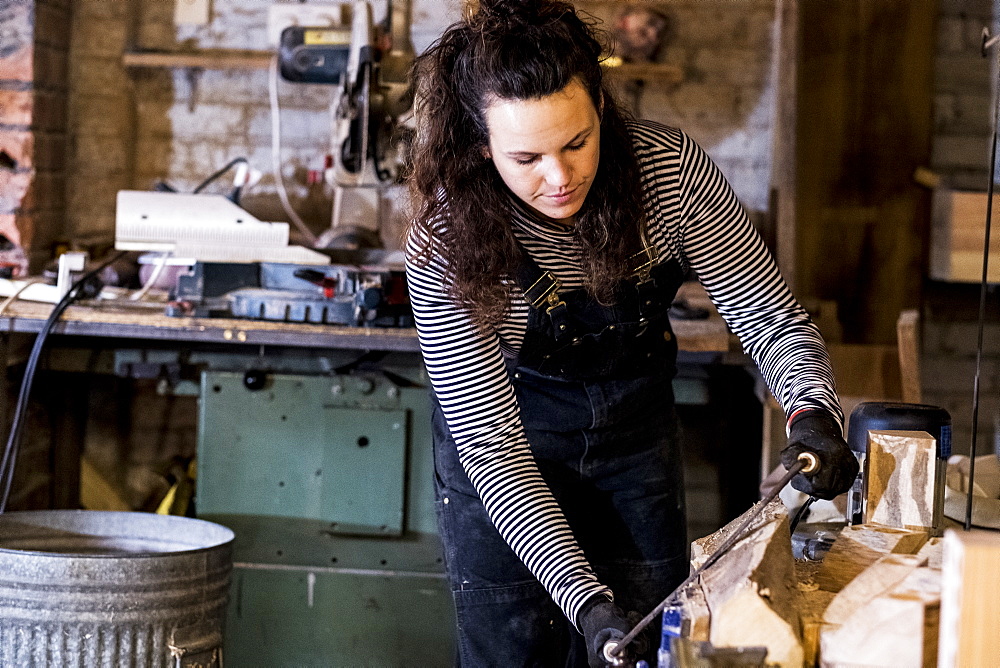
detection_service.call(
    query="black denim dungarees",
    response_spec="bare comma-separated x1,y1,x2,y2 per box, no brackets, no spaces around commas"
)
432,246,689,667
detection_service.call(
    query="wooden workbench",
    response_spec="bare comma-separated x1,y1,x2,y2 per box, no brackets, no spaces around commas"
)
0,281,738,356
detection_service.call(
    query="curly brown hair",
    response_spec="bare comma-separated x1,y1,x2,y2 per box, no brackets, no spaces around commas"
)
407,0,645,331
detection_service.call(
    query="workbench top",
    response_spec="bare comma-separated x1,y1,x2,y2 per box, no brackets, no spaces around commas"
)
0,281,737,355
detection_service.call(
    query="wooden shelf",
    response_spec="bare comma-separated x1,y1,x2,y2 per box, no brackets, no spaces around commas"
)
123,49,274,70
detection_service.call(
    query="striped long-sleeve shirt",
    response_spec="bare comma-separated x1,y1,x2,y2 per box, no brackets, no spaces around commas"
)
405,120,842,626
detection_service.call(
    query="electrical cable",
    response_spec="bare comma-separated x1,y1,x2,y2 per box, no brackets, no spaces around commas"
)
789,495,818,534
967,30,1000,530
192,157,248,194
268,56,319,244
130,252,171,302
0,251,127,513
0,278,46,317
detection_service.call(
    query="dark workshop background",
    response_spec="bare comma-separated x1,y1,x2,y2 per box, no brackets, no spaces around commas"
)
0,0,998,537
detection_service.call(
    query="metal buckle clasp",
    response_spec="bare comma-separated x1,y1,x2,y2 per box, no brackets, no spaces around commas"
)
526,271,565,312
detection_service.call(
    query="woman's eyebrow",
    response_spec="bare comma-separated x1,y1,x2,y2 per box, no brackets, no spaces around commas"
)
503,128,594,157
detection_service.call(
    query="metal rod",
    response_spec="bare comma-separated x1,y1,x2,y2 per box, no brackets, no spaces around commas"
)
610,459,807,657
967,29,1000,531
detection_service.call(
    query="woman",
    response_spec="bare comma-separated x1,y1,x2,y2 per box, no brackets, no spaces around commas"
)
405,1,858,665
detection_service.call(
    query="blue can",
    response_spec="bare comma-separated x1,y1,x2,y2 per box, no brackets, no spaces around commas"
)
657,604,683,668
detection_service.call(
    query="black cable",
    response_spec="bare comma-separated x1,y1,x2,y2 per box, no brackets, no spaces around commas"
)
0,251,127,513
192,157,249,194
789,495,818,534
968,30,1000,530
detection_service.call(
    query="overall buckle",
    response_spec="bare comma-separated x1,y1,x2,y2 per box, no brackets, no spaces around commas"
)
525,271,565,312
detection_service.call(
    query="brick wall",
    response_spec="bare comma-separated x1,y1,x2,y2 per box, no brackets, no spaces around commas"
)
66,0,462,249
923,0,1000,454
64,0,778,250
1,0,69,273
66,0,135,245
580,0,777,215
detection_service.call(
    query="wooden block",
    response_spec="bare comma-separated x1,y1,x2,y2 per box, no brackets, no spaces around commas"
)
821,564,940,667
938,529,1000,667
915,536,944,570
821,582,939,667
823,553,925,626
692,500,803,667
930,189,1000,283
864,430,939,533
816,524,928,592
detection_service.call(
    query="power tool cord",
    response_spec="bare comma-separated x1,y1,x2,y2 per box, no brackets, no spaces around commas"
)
967,29,1000,531
0,251,127,513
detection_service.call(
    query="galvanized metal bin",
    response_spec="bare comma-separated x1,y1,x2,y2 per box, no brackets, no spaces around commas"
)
0,510,234,667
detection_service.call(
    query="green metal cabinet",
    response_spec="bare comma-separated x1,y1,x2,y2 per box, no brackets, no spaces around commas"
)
196,368,454,667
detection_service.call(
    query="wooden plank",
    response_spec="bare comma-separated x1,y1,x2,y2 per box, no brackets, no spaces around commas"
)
772,0,799,288
80,456,131,512
692,499,803,667
816,524,928,593
827,343,902,400
864,430,939,533
123,49,273,70
795,0,935,343
938,529,1000,667
897,310,922,403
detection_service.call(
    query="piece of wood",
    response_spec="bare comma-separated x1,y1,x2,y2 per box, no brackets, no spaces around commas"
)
123,49,273,70
79,456,131,512
823,553,925,626
915,536,944,570
821,566,940,668
795,1,935,343
816,524,927,592
796,580,835,668
930,189,1000,283
938,529,1000,667
828,343,902,400
864,430,939,533
897,309,922,403
692,500,803,667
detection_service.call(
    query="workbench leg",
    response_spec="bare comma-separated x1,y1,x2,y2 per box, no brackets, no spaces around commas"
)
46,370,89,509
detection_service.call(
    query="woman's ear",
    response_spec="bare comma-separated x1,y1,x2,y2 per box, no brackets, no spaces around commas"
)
481,144,492,160
599,91,605,118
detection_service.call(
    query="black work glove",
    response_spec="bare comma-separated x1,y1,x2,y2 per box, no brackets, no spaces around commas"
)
577,595,647,667
780,410,859,501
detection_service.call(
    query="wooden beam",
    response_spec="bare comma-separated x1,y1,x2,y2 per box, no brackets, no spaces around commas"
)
938,529,1000,667
123,49,273,70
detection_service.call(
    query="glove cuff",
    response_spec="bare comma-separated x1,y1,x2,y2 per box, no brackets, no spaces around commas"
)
576,592,614,630
787,408,842,436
